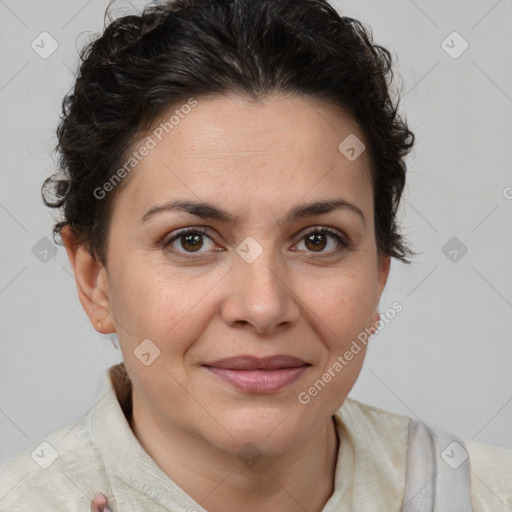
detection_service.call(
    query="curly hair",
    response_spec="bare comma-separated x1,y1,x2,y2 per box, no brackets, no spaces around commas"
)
43,0,415,267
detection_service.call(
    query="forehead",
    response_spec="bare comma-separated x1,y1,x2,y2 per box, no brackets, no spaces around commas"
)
111,93,373,224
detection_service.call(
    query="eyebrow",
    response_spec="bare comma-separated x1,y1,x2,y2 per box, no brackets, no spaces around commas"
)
139,198,366,226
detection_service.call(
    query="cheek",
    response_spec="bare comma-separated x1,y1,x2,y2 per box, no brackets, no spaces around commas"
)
320,274,376,391
302,276,374,411
312,270,378,344
109,260,222,350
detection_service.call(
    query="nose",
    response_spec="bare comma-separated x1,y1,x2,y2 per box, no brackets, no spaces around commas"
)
221,247,301,335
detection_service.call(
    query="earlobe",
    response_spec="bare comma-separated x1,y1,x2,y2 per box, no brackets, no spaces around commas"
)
378,253,391,289
370,254,391,331
61,225,115,334
376,253,391,302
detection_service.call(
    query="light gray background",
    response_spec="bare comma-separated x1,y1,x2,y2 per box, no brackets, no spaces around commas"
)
1,0,511,466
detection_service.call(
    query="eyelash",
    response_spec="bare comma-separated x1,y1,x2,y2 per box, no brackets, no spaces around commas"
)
163,226,350,260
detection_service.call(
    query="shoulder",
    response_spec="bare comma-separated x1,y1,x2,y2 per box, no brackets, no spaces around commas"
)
337,396,411,433
334,397,411,507
0,417,109,511
337,398,512,509
335,397,411,461
466,439,512,511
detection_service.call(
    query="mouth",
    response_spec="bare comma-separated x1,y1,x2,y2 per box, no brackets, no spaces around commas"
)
202,355,311,393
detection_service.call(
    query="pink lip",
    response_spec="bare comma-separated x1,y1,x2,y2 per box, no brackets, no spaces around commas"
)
203,355,310,393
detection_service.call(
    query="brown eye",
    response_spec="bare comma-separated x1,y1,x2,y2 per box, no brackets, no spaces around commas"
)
164,227,216,257
304,232,328,252
180,232,204,252
295,227,349,257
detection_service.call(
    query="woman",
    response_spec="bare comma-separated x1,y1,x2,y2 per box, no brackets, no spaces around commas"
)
0,0,510,511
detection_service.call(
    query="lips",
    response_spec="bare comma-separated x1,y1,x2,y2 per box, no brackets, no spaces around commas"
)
203,355,310,393
204,355,308,370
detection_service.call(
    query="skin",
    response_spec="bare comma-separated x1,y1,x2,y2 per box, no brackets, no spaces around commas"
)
63,93,390,512
91,493,110,512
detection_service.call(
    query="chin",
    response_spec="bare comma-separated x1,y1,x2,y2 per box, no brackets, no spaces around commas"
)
202,406,313,454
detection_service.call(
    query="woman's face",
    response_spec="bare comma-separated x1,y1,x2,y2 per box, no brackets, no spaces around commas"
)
79,94,389,456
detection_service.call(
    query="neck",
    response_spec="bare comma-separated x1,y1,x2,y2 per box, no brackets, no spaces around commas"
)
129,393,339,512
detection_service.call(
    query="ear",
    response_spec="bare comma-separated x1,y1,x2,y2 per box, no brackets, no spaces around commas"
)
370,253,391,328
61,225,115,334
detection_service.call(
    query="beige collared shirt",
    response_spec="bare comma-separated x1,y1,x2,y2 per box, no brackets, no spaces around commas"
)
0,363,510,511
